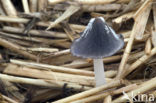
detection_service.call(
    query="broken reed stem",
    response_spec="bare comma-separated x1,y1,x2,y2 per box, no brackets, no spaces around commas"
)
145,38,151,55
0,3,6,16
48,0,65,5
49,3,123,12
21,47,59,53
103,55,122,63
48,0,129,5
53,80,123,103
10,59,116,78
133,0,152,19
29,0,37,12
63,54,122,68
153,4,156,30
72,84,138,103
116,17,139,79
22,0,30,13
46,5,80,30
116,4,152,79
39,21,85,31
151,30,156,47
51,49,70,57
103,95,112,103
0,31,55,44
0,73,91,90
63,28,74,41
7,38,33,47
2,26,67,39
0,15,86,31
0,38,37,60
2,94,18,103
112,77,156,103
1,0,17,17
134,4,151,40
82,4,123,12
10,59,94,76
113,11,135,24
121,47,156,78
4,64,99,86
0,15,29,23
62,23,75,41
64,61,117,78
70,0,116,5
0,31,69,46
64,50,143,69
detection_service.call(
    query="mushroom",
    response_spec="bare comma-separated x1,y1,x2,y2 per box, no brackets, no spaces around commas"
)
70,17,124,87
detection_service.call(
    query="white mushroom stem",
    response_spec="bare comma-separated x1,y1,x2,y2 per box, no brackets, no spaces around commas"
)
93,59,106,87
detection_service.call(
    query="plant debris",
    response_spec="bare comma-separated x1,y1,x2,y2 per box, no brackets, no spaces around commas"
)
0,0,156,103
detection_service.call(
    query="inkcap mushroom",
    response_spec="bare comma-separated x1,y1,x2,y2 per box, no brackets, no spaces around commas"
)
70,17,124,87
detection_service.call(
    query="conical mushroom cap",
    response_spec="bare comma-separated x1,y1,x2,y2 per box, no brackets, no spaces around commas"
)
71,17,124,59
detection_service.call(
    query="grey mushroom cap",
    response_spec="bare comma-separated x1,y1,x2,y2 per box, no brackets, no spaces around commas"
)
70,17,124,59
